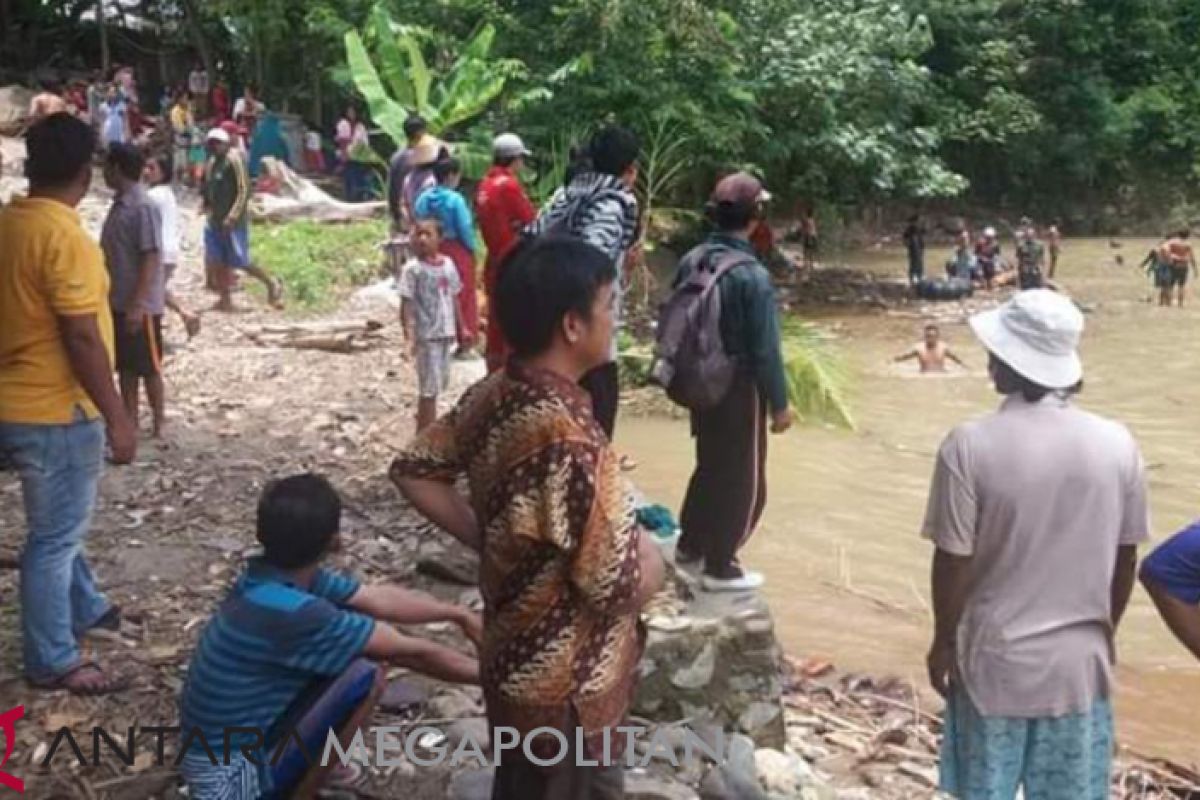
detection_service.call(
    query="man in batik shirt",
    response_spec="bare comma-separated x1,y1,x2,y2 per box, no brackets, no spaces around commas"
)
391,235,664,800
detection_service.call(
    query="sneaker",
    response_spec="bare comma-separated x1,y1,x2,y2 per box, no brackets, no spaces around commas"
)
701,569,765,593
674,550,702,576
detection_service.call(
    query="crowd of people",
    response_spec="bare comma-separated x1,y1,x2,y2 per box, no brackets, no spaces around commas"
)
903,215,1060,295
5,89,1200,800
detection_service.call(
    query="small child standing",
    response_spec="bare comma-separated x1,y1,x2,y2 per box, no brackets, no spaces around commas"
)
399,218,461,431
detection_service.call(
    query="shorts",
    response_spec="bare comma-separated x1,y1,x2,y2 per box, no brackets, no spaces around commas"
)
1170,264,1189,287
113,312,163,378
802,233,819,253
204,223,252,269
940,687,1112,800
416,338,454,399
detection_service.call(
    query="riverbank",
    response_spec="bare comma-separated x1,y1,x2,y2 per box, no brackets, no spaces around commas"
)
0,152,1195,797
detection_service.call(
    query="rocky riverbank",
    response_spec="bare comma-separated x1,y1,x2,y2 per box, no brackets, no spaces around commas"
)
1,144,1196,800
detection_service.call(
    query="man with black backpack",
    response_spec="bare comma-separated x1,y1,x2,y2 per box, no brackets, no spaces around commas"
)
658,172,793,592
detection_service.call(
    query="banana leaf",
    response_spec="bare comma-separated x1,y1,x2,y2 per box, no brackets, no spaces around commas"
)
780,321,856,431
401,34,432,113
370,4,415,109
344,30,410,146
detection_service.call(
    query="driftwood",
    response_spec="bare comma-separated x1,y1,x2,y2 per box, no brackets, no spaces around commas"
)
252,157,385,223
242,319,385,353
783,663,1200,800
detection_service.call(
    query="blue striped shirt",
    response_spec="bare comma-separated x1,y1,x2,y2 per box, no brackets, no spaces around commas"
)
179,560,375,786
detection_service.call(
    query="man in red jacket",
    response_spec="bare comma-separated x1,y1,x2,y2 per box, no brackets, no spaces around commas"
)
475,133,535,373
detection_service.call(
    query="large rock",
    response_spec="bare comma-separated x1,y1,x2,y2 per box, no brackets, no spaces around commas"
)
635,591,786,748
626,770,702,800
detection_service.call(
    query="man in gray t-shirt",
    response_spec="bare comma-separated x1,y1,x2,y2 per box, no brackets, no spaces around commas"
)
922,290,1149,800
100,144,166,437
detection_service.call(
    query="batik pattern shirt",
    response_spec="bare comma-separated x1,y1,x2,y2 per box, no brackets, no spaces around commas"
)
390,363,643,753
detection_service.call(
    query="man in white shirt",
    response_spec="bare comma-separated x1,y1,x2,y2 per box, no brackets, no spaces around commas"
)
922,289,1149,800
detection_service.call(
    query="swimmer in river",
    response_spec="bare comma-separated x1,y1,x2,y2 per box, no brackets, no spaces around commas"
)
894,323,966,373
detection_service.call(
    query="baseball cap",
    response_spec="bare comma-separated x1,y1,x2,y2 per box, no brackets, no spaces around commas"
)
493,133,531,159
711,172,771,207
205,127,230,144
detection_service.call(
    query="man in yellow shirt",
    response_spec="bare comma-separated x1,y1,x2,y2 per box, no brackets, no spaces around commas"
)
0,113,137,695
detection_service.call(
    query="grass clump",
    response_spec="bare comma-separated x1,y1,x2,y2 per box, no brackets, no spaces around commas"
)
252,219,388,311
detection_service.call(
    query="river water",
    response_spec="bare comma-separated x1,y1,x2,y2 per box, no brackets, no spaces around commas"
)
621,238,1200,766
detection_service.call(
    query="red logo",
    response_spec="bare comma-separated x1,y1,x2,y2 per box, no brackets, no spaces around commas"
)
0,706,23,792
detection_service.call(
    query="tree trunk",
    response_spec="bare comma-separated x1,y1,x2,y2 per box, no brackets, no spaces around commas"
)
98,0,110,75
178,0,213,76
312,67,322,129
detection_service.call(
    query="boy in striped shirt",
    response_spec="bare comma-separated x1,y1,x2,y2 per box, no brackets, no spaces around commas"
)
179,474,480,799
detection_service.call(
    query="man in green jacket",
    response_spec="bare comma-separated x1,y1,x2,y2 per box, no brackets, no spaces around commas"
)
673,173,793,592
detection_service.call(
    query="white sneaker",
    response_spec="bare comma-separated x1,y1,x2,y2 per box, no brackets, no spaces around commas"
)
673,552,703,576
701,570,765,593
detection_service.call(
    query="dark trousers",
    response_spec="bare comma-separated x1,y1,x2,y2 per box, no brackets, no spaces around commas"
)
678,373,768,576
908,252,924,284
580,361,620,440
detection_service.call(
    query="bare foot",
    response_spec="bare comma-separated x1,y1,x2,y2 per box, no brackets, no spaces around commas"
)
267,279,285,309
33,662,130,696
212,300,235,313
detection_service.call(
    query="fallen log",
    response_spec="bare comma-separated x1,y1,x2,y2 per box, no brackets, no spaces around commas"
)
252,319,384,337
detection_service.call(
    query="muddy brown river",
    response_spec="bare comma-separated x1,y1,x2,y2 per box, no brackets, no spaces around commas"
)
621,238,1199,766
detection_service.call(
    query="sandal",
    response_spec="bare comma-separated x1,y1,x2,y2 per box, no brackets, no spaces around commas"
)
31,661,130,696
89,605,122,632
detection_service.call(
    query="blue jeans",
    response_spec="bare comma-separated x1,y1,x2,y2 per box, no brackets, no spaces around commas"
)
0,413,111,681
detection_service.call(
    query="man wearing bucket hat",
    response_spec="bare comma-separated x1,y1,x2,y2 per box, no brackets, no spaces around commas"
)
476,133,536,372
921,289,1149,799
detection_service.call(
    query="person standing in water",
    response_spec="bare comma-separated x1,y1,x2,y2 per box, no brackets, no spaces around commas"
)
903,214,926,285
894,323,965,373
1047,222,1063,279
1159,229,1197,307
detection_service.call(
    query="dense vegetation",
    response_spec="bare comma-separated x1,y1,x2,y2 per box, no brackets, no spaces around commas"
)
7,0,1200,227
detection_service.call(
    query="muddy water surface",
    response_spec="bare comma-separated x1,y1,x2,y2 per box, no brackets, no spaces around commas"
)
621,238,1200,765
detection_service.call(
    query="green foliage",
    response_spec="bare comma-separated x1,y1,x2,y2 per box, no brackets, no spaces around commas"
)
344,3,525,141
252,220,388,310
781,321,856,431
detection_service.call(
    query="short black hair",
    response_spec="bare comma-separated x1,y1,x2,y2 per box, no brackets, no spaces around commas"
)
496,236,616,357
414,216,443,235
989,353,1081,403
25,113,95,188
256,474,342,569
404,115,427,139
709,200,756,232
433,156,461,184
589,126,639,177
106,142,145,182
150,153,171,185
924,323,939,333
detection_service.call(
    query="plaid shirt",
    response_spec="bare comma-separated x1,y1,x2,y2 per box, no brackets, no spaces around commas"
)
390,362,643,753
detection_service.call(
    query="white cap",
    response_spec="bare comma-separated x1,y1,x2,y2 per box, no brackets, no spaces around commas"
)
969,289,1084,389
983,226,996,237
205,127,230,144
493,133,531,159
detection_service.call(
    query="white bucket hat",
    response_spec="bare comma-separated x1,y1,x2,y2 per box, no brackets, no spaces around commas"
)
969,289,1084,389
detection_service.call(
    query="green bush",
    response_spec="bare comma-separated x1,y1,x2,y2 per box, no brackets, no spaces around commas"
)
252,220,389,311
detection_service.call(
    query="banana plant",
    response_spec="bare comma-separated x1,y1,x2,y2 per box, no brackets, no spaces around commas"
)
343,3,525,147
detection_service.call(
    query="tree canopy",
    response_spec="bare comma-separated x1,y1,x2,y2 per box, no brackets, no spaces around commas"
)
7,0,1200,225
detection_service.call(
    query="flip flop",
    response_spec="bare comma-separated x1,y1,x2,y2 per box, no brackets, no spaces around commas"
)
89,605,122,632
31,661,130,696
